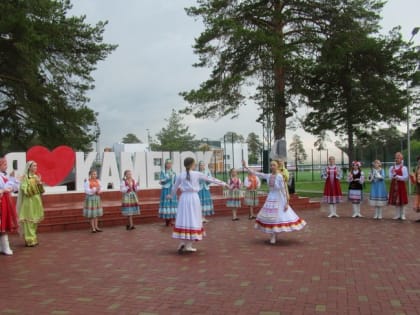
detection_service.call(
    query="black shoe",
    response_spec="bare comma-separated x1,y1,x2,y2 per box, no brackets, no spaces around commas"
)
95,228,103,232
129,226,136,230
177,244,185,255
126,225,130,230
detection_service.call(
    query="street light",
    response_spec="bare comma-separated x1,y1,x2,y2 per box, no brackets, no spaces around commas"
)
406,26,419,194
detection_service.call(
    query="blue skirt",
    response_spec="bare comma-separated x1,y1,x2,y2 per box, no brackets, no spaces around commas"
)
198,188,214,216
158,186,178,219
369,181,388,206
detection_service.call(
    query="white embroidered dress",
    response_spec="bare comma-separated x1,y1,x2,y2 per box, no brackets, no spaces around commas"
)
171,170,225,241
253,172,306,233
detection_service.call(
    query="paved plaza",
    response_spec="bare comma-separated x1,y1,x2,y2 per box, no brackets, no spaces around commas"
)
1,199,420,315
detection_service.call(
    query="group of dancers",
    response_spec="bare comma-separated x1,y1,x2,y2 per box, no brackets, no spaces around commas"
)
161,157,306,253
5,151,416,256
78,156,306,253
323,152,420,221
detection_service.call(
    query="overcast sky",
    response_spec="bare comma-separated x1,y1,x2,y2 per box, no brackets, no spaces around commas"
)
70,0,420,155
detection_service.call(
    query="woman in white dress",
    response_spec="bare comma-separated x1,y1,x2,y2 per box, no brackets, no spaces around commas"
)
242,160,306,245
168,157,228,254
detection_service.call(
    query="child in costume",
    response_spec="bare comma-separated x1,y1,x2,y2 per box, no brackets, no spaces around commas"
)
17,161,45,247
389,152,408,220
410,156,420,216
226,168,242,221
120,170,140,230
348,161,365,218
0,158,19,255
321,156,343,218
168,157,228,254
278,159,290,200
198,161,214,223
158,159,177,226
368,160,388,219
242,160,306,245
83,169,103,233
244,170,260,219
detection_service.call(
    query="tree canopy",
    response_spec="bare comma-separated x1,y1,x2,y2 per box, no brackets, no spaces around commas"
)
300,2,419,162
288,134,307,164
0,0,117,154
122,133,142,144
152,110,197,151
246,132,262,164
180,0,339,143
222,131,244,143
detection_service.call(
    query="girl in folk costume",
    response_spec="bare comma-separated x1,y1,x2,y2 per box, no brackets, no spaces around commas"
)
0,158,19,255
158,159,178,226
197,161,214,223
168,157,228,254
244,169,261,219
321,156,343,218
278,159,290,199
388,152,409,220
120,170,140,230
17,161,45,247
368,160,388,219
226,168,242,221
348,161,365,218
242,160,306,245
83,169,103,233
409,156,420,216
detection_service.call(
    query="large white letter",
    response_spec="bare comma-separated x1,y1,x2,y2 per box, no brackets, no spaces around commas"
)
146,152,169,188
100,152,120,190
195,151,213,168
120,152,147,188
75,152,97,191
171,152,181,175
5,152,26,176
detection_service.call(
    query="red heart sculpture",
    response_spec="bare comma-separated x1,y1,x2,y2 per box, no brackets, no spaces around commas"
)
26,145,75,186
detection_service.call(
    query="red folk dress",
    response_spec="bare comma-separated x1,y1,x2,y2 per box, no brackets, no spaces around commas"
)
388,165,408,205
0,174,19,233
322,166,343,204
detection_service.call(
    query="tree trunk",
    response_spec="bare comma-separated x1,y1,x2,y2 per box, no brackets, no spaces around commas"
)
272,2,287,141
273,66,286,140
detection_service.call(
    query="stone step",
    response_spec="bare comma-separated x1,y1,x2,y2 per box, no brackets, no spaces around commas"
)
15,188,319,232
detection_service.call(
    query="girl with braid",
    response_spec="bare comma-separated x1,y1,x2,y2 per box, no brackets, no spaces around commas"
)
167,157,228,254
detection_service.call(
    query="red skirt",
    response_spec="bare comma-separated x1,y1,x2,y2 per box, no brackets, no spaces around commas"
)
323,178,342,204
388,179,408,205
0,193,19,233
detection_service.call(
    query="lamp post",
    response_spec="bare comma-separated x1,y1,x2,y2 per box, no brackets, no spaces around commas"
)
407,26,419,194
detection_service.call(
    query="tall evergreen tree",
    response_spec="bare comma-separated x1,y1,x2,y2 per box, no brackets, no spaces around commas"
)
0,0,117,153
154,110,197,151
300,1,420,162
180,0,339,144
288,134,307,164
246,132,262,164
122,133,142,144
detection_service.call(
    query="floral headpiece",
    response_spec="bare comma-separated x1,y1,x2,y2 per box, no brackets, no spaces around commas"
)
352,160,361,167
